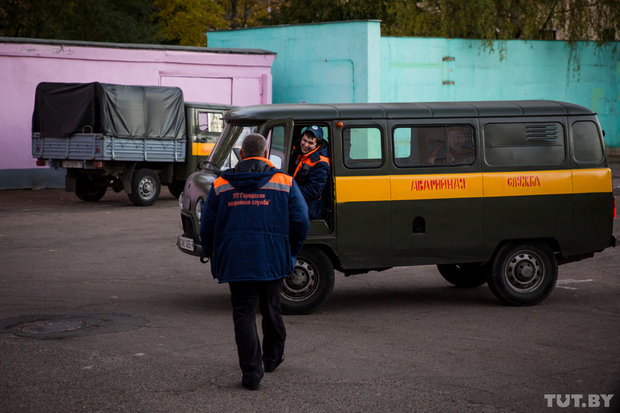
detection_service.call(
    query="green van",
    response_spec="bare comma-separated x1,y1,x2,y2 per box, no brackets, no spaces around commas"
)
176,101,616,314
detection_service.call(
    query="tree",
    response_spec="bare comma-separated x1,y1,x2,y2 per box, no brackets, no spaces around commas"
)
214,0,288,29
0,0,157,43
2,0,616,46
0,0,63,38
153,0,227,46
272,0,619,43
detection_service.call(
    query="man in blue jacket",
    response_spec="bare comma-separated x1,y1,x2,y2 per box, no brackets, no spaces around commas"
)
292,126,330,219
200,133,309,391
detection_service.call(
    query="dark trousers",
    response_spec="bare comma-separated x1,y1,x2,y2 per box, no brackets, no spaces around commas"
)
229,278,286,384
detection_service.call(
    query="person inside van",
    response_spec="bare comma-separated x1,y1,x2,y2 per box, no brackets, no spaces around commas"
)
291,126,330,219
422,126,474,165
424,133,447,165
447,126,474,165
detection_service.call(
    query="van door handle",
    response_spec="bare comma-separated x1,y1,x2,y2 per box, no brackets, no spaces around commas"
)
412,217,426,233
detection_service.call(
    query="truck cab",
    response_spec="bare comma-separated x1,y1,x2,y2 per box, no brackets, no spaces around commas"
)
168,102,230,198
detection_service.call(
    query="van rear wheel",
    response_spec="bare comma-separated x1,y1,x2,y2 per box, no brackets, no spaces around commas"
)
281,247,334,315
437,264,488,288
486,242,557,305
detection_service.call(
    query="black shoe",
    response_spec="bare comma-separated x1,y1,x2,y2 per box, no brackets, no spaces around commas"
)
264,354,284,373
241,378,260,391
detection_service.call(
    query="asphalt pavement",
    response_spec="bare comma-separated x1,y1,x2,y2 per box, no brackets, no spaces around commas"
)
0,161,619,412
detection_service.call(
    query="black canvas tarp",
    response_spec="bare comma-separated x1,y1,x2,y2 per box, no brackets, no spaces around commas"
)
32,82,186,140
32,82,100,138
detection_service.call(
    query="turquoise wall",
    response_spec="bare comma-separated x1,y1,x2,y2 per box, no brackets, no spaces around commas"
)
382,37,620,147
209,21,619,147
209,21,381,103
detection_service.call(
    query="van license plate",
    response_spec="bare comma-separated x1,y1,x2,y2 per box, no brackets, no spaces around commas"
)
179,236,194,251
63,161,83,168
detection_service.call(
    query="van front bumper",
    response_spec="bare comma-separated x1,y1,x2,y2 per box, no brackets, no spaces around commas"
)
176,233,205,257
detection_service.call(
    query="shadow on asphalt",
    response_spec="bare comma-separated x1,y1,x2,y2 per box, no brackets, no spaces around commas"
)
323,284,500,314
165,291,231,314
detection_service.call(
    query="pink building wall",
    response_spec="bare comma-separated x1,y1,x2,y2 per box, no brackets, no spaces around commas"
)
0,38,275,188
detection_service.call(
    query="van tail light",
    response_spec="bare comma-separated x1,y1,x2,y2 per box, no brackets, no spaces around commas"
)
614,197,617,219
92,161,103,169
36,159,46,166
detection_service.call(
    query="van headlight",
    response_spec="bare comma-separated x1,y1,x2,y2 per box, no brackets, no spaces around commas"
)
178,192,184,211
196,198,205,221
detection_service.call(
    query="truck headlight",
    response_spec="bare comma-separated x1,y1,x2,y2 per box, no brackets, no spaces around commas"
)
196,198,205,222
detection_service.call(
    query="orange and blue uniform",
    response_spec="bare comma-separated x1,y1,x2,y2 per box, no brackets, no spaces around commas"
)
200,155,309,388
200,157,309,283
293,143,330,219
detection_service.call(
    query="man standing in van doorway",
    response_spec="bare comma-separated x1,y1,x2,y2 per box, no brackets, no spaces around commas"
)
200,133,310,390
292,126,330,219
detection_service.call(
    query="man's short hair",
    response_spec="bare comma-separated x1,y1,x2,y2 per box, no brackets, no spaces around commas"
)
241,133,268,158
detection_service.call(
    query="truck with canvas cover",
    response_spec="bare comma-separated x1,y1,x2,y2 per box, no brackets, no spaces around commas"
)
32,82,230,206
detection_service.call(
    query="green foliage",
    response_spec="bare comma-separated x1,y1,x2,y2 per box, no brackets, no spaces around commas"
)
0,0,617,46
271,0,618,43
0,0,157,43
213,0,289,29
153,0,227,46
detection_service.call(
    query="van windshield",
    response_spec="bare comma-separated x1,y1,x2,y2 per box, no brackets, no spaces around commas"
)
208,124,258,170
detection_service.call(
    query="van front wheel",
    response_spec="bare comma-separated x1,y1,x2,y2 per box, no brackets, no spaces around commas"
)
437,264,488,288
486,242,557,306
281,247,335,315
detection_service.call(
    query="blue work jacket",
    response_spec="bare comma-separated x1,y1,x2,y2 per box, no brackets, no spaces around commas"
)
293,143,330,220
200,157,309,283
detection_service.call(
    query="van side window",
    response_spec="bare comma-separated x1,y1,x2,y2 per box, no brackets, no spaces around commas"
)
484,122,565,166
572,121,603,163
393,125,475,167
343,127,383,168
265,125,286,169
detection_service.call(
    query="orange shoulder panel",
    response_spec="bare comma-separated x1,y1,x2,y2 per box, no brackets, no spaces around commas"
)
213,177,229,188
270,172,293,186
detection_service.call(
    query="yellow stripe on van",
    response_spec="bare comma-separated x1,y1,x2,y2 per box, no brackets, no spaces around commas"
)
335,168,611,203
336,174,482,202
192,142,215,156
335,176,391,203
391,173,483,200
572,168,612,194
483,170,572,197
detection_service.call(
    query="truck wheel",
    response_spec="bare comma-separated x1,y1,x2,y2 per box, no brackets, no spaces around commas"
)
437,263,488,288
167,181,185,199
128,169,160,206
486,242,557,306
281,247,335,315
75,175,107,202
